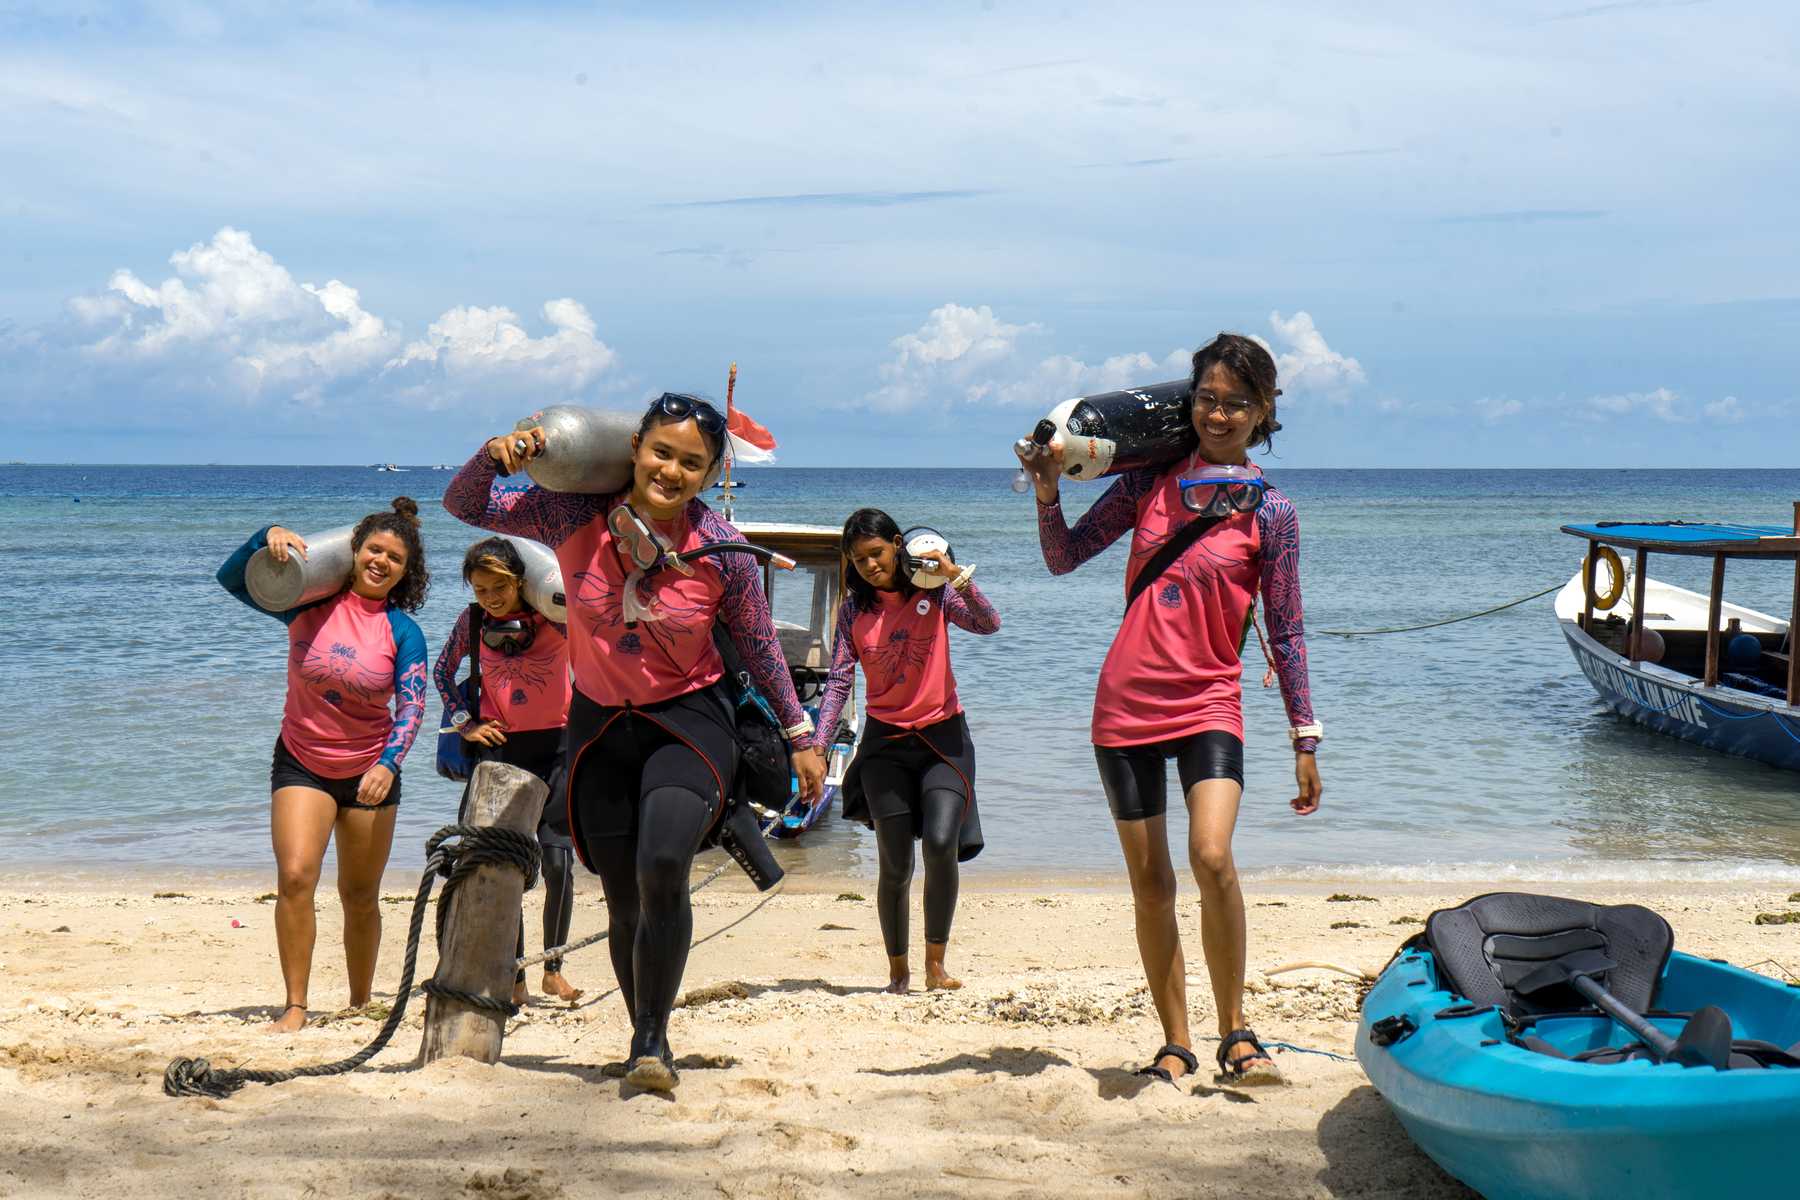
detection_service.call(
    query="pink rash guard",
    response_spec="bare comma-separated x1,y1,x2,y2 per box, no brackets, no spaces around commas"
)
1036,455,1318,751
442,451,808,729
217,528,429,780
433,608,572,733
813,581,1001,745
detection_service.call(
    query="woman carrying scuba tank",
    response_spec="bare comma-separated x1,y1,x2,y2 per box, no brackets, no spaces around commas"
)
812,511,999,994
1015,333,1323,1087
214,498,430,1034
433,536,581,1006
444,393,824,1093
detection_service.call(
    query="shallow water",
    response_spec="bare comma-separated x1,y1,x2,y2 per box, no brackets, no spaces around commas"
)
4,463,1799,884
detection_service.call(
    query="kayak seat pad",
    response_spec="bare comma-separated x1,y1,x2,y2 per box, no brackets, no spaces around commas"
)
1425,892,1673,1017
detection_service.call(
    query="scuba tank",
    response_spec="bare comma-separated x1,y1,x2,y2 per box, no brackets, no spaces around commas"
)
513,406,640,494
244,525,355,613
900,527,954,589
1038,379,1197,482
501,535,567,623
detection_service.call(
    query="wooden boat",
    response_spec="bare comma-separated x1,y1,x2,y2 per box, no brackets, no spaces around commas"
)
735,520,859,837
1557,518,1800,770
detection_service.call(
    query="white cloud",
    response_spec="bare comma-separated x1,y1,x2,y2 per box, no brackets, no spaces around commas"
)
1585,386,1688,422
867,303,1039,412
1703,395,1744,424
1263,310,1366,396
867,303,1363,414
49,227,619,414
388,298,617,397
1473,396,1522,423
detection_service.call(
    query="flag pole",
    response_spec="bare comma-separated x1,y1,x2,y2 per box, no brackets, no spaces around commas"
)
722,362,738,519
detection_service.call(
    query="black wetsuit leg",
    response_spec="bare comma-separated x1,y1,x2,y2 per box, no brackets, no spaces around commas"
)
918,764,965,946
863,755,920,958
587,837,641,1020
540,843,574,973
627,780,711,1061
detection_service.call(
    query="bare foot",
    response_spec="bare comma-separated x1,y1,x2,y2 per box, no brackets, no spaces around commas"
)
542,971,584,1002
264,1003,307,1034
884,973,910,995
512,979,529,1008
925,966,963,991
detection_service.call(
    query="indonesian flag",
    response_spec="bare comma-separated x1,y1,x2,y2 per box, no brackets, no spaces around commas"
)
727,405,778,464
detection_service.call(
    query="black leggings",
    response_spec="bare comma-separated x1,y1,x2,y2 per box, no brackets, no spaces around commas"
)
863,757,964,957
586,787,712,1062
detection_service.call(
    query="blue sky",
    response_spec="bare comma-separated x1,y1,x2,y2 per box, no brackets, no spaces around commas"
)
2,0,1796,466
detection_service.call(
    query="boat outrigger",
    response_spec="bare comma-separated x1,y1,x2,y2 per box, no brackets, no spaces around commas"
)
1557,512,1800,770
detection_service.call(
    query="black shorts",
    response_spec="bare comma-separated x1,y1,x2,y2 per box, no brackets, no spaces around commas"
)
270,737,401,809
1094,730,1243,822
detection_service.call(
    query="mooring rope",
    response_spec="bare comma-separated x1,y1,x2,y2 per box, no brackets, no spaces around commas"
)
163,824,540,1099
1316,583,1561,637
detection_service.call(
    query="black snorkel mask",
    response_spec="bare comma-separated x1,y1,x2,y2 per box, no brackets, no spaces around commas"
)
481,616,536,656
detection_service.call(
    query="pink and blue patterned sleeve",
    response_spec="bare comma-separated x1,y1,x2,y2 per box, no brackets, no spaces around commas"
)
1256,490,1318,753
702,509,809,731
941,580,1000,634
1035,469,1155,575
811,596,861,751
442,449,607,549
433,607,473,721
380,613,430,770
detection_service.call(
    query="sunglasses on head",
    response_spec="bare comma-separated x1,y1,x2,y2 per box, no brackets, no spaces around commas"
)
653,393,726,437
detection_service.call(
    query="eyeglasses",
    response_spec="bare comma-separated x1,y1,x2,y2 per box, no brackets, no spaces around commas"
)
1193,390,1257,418
653,392,726,437
481,617,536,656
1178,467,1268,516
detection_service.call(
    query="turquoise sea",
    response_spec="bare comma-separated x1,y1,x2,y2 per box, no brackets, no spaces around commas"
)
4,464,1799,885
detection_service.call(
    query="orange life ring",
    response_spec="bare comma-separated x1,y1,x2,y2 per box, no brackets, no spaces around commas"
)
1584,545,1625,611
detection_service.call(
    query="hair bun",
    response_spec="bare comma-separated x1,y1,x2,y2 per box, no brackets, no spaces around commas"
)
391,496,421,525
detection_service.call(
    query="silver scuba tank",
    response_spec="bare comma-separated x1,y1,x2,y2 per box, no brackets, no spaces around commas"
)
900,527,954,590
244,525,355,613
502,535,567,623
1039,379,1197,481
514,406,640,494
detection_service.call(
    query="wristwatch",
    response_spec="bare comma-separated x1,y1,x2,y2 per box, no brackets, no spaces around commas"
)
450,710,472,730
783,715,816,742
951,563,977,591
1288,722,1323,745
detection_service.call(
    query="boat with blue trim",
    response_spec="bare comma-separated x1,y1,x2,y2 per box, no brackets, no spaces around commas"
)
1558,517,1800,771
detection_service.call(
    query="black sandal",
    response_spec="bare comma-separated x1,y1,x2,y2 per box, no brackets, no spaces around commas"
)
1216,1029,1282,1086
1133,1043,1199,1085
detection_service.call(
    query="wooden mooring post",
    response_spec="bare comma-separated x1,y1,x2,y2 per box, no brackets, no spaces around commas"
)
419,761,547,1066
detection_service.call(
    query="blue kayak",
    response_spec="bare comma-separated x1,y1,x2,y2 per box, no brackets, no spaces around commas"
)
1357,893,1800,1200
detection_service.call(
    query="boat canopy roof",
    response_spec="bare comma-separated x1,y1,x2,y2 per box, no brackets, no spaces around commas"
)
1562,521,1800,558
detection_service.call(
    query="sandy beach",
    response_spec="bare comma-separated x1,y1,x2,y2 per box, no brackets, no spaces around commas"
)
4,873,1797,1199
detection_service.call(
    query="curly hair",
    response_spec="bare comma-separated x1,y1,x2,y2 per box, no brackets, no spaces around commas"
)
1190,332,1283,455
350,497,430,612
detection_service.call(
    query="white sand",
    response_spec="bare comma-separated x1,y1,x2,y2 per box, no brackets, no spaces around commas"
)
4,875,1797,1198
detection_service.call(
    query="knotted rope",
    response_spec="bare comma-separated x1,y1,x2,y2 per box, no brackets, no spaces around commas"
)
163,824,540,1099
